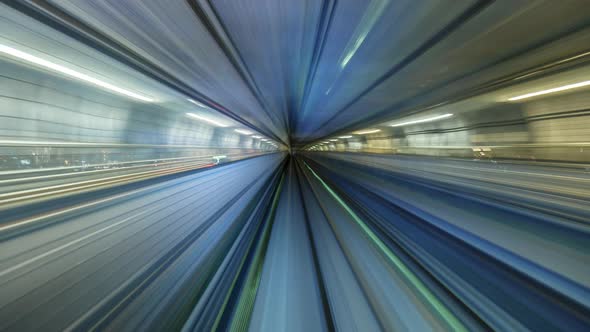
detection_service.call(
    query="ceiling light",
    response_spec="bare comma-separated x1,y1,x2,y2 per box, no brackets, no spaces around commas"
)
251,135,262,139
353,129,381,135
338,135,353,139
0,44,154,102
390,113,453,127
508,80,590,101
187,98,209,108
186,113,227,127
323,141,331,144
329,139,338,142
234,129,253,135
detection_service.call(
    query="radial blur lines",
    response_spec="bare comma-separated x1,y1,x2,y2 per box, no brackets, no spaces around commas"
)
2,0,590,330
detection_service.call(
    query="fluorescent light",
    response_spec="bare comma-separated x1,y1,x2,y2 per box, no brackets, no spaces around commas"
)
0,44,154,102
338,135,353,139
508,80,590,101
329,139,338,142
187,98,208,108
390,113,453,127
251,135,262,139
353,129,381,135
186,113,227,127
323,141,331,144
234,129,253,135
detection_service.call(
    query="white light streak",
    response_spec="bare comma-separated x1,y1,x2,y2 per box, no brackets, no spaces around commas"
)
187,99,208,107
0,44,154,102
508,80,590,101
186,113,227,127
234,129,253,135
390,113,453,127
353,129,381,135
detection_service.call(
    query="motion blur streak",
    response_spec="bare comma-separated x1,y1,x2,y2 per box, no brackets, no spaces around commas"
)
1,0,590,331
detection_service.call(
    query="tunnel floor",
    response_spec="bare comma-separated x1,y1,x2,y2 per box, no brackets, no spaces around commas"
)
247,158,468,331
1,153,589,331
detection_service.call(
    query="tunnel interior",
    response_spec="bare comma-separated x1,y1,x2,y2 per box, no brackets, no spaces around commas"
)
1,1,590,331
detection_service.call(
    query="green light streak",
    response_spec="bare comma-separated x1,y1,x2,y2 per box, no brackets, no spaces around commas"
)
340,0,390,68
226,174,285,332
304,162,467,332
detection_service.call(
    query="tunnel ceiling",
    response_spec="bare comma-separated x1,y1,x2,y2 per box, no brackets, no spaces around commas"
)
15,0,590,146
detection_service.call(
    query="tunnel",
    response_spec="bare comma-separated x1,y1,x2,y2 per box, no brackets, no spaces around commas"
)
0,1,590,331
